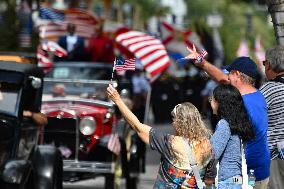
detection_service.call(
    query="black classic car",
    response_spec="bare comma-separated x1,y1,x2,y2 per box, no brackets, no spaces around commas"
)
0,61,62,189
41,62,141,189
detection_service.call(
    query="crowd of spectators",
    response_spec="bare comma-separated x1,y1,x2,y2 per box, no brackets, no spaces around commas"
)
50,19,284,188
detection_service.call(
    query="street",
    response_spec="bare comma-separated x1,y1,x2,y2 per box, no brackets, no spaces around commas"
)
63,123,173,189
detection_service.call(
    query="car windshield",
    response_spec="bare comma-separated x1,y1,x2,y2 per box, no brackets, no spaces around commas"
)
46,65,112,80
0,82,20,115
43,64,115,101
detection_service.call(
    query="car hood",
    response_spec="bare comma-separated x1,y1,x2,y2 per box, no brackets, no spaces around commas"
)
41,99,113,118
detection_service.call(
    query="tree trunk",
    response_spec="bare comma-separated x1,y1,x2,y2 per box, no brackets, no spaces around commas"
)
103,0,112,20
266,0,284,46
116,3,123,23
133,4,142,30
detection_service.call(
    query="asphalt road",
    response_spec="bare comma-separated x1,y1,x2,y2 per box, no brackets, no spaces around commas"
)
63,123,173,189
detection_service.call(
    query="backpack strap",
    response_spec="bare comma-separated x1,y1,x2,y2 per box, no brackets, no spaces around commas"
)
181,138,205,189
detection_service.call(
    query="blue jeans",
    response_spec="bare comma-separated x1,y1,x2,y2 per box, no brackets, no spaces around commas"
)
218,176,242,189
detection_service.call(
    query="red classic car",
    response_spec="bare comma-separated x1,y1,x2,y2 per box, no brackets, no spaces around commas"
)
40,62,139,189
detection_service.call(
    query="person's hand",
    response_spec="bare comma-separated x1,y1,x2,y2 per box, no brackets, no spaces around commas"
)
23,110,33,117
107,84,121,103
185,44,199,60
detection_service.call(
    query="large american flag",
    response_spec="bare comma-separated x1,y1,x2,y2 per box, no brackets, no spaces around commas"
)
37,40,67,69
37,7,98,41
115,31,170,81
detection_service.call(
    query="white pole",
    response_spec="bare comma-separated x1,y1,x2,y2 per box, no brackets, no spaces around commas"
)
111,58,116,85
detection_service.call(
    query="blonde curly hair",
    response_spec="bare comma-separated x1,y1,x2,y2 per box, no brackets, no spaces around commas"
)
172,102,212,166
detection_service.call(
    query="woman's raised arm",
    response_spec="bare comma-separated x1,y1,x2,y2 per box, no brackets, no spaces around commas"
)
107,84,151,144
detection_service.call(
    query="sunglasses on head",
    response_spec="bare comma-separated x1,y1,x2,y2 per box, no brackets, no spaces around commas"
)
171,104,181,117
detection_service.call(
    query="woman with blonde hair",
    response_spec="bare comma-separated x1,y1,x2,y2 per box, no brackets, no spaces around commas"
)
107,84,212,188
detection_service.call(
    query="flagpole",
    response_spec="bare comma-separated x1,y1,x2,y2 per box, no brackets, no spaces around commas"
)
111,58,116,85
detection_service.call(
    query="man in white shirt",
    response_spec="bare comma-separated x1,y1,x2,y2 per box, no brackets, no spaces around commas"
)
56,23,86,61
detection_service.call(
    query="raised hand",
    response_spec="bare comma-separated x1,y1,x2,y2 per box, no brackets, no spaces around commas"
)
185,44,199,60
107,84,120,103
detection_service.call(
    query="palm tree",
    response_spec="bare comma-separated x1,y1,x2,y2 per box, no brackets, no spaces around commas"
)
266,0,284,46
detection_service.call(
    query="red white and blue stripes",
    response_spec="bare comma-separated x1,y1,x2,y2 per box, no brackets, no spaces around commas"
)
115,31,170,82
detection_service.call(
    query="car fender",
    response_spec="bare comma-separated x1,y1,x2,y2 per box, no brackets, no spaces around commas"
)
31,145,62,189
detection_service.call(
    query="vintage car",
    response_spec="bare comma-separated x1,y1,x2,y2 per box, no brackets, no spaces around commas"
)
0,61,62,189
41,62,140,189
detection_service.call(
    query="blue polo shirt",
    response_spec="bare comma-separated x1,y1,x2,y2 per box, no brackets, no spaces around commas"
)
242,91,270,181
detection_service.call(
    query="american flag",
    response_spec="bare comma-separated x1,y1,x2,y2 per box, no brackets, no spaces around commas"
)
37,45,52,68
237,39,250,57
37,7,98,41
37,40,67,70
114,58,136,71
254,36,265,63
107,133,121,156
115,31,170,81
196,49,208,62
41,40,67,57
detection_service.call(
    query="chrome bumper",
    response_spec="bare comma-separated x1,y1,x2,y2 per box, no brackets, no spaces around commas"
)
63,160,115,174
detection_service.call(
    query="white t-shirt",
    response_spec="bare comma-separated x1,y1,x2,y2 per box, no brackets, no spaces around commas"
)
66,35,78,52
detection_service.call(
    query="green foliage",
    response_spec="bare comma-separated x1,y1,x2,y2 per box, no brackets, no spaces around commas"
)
0,4,18,51
186,0,275,64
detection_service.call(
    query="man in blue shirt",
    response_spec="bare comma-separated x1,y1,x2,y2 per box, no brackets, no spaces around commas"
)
186,49,270,189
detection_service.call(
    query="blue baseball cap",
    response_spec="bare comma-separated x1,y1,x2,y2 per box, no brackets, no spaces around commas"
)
223,57,257,79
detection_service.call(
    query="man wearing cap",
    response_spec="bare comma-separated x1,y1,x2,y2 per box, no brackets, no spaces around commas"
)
187,48,270,189
259,45,284,189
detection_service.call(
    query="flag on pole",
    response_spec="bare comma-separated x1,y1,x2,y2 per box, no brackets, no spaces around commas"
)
197,49,208,62
37,40,67,74
115,31,170,82
237,39,250,57
37,45,52,68
176,48,208,64
107,133,121,156
254,35,265,63
41,40,67,57
114,58,136,71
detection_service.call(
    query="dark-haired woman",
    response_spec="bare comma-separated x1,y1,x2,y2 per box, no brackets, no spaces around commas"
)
209,84,255,189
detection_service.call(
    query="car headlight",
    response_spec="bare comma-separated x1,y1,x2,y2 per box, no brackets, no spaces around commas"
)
79,117,96,135
105,112,112,119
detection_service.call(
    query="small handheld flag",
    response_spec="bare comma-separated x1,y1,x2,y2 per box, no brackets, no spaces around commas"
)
196,49,208,63
110,57,136,84
176,48,208,64
114,58,136,71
